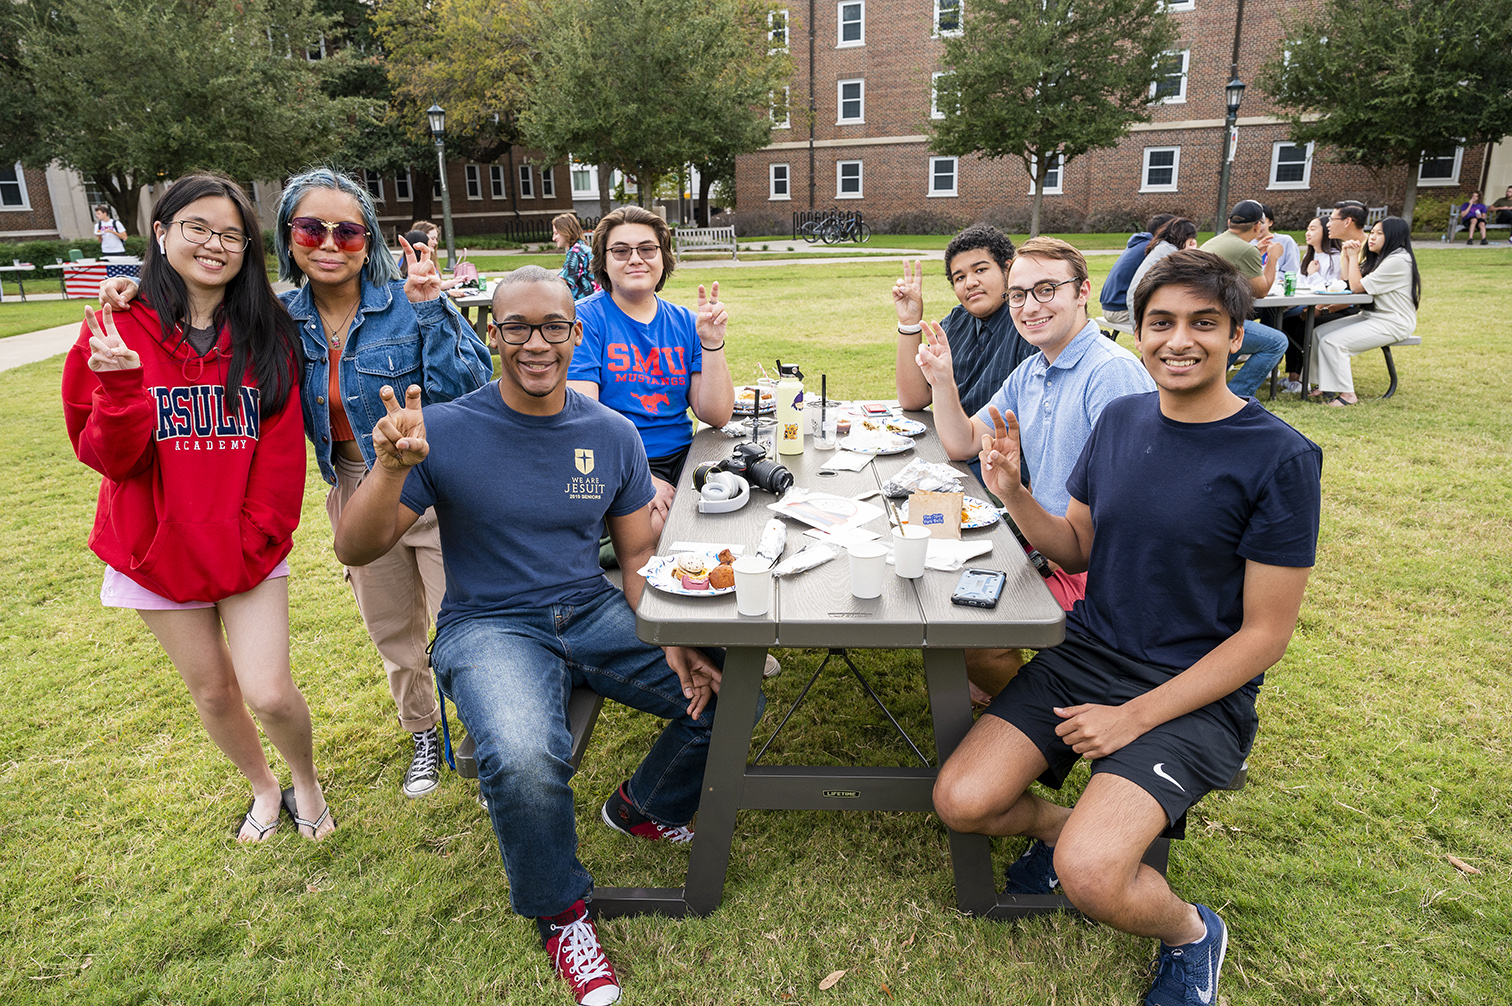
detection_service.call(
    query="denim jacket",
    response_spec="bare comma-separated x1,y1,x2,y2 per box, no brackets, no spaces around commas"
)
285,280,493,485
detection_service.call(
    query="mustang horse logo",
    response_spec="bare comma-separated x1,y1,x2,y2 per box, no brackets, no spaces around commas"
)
630,392,671,414
575,449,595,474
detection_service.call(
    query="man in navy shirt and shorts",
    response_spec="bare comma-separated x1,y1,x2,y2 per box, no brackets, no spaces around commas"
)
933,250,1322,1006
335,266,724,1006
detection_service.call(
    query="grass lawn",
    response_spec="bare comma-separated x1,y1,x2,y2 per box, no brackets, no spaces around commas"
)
1,246,1509,1004
0,299,98,339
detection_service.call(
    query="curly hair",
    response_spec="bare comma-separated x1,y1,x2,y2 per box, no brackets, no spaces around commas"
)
943,223,1014,281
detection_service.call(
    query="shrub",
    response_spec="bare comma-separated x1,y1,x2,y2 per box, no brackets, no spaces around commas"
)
713,209,788,238
872,208,964,236
1085,201,1204,236
0,236,149,265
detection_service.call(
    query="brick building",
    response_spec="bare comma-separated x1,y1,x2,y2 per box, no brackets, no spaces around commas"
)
735,0,1497,231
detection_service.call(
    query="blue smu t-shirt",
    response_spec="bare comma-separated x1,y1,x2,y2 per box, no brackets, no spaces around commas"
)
569,290,702,459
400,384,655,631
1065,393,1322,683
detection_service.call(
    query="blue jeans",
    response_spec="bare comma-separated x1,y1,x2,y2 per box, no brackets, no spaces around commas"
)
1227,319,1288,398
430,586,718,917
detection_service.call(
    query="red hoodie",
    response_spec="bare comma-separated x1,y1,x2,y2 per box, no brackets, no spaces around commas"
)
61,302,305,603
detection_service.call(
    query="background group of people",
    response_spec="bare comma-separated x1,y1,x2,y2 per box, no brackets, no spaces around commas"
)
1457,186,1512,244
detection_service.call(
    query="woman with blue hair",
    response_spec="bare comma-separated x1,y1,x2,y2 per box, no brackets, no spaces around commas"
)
104,168,493,802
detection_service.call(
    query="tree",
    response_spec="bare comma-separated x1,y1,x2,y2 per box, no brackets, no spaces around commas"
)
519,0,789,219
929,0,1178,236
1258,0,1512,226
14,0,363,232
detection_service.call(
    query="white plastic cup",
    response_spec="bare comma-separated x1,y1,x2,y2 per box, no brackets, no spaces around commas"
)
732,555,773,616
892,525,931,579
815,414,838,451
847,541,888,598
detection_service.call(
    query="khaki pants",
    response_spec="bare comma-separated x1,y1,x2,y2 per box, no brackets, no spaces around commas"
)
1309,313,1406,395
328,453,443,732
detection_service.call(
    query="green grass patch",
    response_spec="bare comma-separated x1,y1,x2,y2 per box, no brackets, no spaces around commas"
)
1,247,1509,1004
0,299,96,339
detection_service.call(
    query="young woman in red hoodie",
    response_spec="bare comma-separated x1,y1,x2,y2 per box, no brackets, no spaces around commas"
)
62,175,335,842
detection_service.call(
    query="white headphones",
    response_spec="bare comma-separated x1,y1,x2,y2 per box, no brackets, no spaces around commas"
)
696,471,751,513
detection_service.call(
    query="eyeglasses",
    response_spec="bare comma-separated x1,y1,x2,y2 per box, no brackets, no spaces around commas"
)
607,243,661,262
289,216,369,252
1006,278,1078,308
170,220,248,254
490,321,576,344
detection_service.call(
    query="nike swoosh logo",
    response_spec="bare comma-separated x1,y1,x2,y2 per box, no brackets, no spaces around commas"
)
1196,955,1214,1003
1153,763,1186,792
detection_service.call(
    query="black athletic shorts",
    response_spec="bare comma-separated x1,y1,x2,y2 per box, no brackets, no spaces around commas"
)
982,630,1258,826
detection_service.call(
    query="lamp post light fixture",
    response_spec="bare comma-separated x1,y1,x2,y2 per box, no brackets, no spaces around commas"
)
1214,71,1246,233
426,103,457,270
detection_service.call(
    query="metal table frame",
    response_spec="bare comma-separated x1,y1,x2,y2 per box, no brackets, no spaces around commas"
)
1253,292,1373,396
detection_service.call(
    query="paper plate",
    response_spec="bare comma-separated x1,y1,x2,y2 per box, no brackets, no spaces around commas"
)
898,496,1001,530
854,415,927,437
838,430,915,455
638,553,737,597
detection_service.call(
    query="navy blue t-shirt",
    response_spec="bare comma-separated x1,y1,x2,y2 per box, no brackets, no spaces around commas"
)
400,384,655,631
1065,393,1322,682
1098,231,1152,313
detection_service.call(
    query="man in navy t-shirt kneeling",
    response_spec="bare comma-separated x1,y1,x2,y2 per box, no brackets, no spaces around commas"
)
933,250,1322,1006
335,266,723,1006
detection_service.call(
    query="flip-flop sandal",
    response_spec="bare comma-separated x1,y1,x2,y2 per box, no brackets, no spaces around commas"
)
236,800,279,842
294,804,335,840
1325,396,1356,407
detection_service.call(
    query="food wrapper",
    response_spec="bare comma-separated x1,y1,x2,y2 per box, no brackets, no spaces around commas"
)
755,519,788,565
883,458,965,498
772,543,838,577
907,490,963,540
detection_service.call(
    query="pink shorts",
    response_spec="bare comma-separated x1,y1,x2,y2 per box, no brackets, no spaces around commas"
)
100,560,291,610
1044,569,1087,611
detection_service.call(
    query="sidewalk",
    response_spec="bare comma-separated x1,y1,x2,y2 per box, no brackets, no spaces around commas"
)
0,323,82,373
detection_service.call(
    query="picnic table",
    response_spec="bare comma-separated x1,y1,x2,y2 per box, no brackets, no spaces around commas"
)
450,289,494,343
588,410,1073,920
1254,290,1373,396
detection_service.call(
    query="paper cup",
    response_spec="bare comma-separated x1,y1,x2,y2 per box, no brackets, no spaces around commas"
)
892,525,931,579
732,555,773,616
848,541,888,598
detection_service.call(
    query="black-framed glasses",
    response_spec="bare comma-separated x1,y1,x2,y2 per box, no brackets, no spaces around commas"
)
1006,278,1077,308
607,243,661,262
490,320,576,344
170,219,248,253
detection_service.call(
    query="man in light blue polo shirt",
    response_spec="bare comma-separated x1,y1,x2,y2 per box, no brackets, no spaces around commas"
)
918,237,1154,698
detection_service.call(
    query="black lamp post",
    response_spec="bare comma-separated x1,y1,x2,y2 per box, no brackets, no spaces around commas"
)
426,103,457,270
1215,72,1246,232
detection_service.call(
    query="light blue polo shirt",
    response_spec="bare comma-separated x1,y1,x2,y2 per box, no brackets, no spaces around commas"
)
974,321,1155,516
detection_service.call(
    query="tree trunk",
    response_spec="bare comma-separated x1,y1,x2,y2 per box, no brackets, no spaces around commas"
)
412,170,435,226
97,174,141,236
1028,153,1045,238
597,166,612,219
1400,168,1419,229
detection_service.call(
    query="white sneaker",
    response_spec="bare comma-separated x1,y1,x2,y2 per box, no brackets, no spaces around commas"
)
1282,380,1303,394
763,654,782,678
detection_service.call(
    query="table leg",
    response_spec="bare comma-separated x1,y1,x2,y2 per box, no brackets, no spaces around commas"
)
683,645,766,916
1299,306,1317,395
922,648,998,916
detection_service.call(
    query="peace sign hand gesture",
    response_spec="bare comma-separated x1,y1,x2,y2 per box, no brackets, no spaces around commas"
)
696,282,728,349
84,305,140,372
372,384,429,471
892,259,924,326
914,320,956,388
400,235,442,304
978,406,1024,502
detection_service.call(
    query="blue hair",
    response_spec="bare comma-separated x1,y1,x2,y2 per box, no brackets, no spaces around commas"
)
275,167,400,288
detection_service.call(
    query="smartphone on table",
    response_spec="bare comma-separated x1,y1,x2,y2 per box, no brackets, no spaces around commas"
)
950,568,1006,609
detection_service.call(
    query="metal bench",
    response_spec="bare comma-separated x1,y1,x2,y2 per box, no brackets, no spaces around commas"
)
1092,315,1134,341
1444,206,1511,242
673,225,739,262
1380,335,1421,399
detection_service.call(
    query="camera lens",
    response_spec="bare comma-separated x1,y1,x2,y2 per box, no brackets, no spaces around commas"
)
746,458,794,495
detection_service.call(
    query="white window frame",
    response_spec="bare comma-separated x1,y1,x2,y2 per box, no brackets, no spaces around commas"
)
432,176,443,198
1027,152,1064,195
490,165,506,199
769,9,789,53
1140,146,1181,192
772,87,791,129
541,167,555,198
518,164,534,199
838,1,864,47
0,162,29,210
934,0,962,37
362,170,384,202
570,161,598,197
1268,141,1314,190
394,170,413,201
1159,0,1195,11
931,72,951,119
837,79,865,124
770,163,791,201
1151,49,1189,104
928,156,958,197
464,165,482,200
1417,145,1464,186
836,159,863,199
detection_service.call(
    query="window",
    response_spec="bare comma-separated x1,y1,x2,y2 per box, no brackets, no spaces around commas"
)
1159,0,1194,10
433,175,443,198
837,79,864,124
1418,145,1463,186
518,164,534,198
1150,50,1189,104
928,156,958,197
541,167,555,198
1028,152,1063,195
571,161,598,197
306,34,327,60
769,9,789,52
770,163,791,200
1140,146,1181,192
1269,141,1313,189
394,170,413,201
465,165,482,200
838,1,864,46
0,162,29,209
836,160,863,198
490,165,506,199
934,0,961,36
931,72,953,119
84,180,108,208
772,88,791,129
363,170,384,202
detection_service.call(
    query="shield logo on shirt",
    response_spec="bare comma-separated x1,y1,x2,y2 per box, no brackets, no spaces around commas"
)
575,449,595,474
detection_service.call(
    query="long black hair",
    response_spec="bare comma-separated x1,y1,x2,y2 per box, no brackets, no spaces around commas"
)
1146,217,1196,255
1360,216,1421,309
1299,216,1340,275
139,174,301,415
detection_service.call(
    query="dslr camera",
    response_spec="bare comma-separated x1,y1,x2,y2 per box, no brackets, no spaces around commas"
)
693,441,794,496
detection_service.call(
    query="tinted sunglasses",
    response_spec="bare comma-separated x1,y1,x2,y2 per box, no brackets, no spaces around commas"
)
289,216,369,252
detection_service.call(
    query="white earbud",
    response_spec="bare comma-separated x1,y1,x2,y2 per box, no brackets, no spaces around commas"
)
158,237,166,253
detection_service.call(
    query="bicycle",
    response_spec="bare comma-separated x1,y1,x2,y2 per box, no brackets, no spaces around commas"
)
822,215,871,244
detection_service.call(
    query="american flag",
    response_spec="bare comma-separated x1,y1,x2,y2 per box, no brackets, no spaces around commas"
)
63,261,141,300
